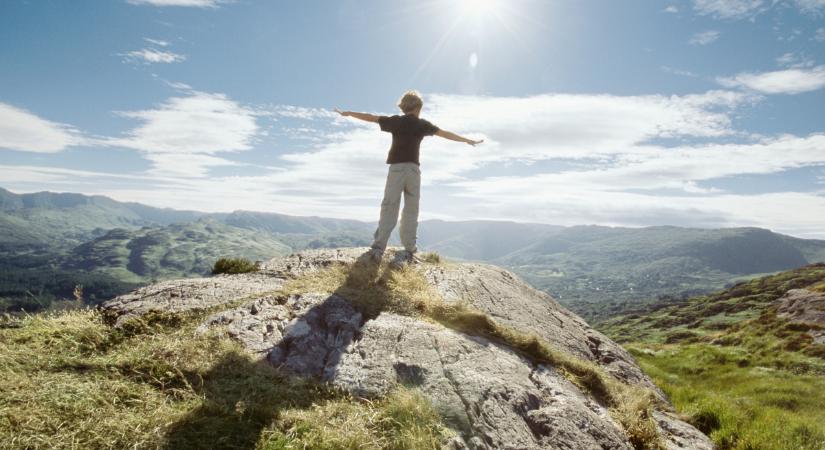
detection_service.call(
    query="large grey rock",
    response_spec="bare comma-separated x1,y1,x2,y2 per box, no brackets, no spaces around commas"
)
196,289,711,450
259,247,367,277
421,263,659,393
105,248,713,449
776,288,825,344
101,274,284,326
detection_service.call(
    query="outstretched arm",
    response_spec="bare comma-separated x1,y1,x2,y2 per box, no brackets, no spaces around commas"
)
436,129,484,146
334,108,380,123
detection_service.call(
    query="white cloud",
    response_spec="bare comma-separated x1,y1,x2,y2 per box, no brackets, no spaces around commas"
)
106,91,260,177
693,0,765,19
775,52,815,68
815,27,825,41
795,0,825,14
689,30,721,45
144,38,170,47
122,48,186,64
267,105,338,120
664,5,680,13
718,66,825,94
7,90,825,238
127,0,223,7
0,103,83,153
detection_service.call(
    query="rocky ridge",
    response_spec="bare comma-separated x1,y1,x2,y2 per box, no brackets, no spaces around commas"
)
102,248,712,449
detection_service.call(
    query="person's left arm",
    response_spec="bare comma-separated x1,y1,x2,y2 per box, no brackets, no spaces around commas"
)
334,108,380,123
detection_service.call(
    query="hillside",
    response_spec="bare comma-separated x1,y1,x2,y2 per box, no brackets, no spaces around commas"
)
0,248,712,449
0,219,291,311
497,225,824,321
599,265,825,449
3,187,825,320
0,187,203,249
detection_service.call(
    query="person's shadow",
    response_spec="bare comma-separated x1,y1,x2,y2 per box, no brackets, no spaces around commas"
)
163,250,403,450
161,350,330,450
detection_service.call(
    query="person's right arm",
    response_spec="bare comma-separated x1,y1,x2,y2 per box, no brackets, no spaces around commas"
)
334,108,380,123
436,129,484,146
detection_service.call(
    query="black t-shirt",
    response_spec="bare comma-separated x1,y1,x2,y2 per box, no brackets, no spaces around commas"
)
378,114,440,165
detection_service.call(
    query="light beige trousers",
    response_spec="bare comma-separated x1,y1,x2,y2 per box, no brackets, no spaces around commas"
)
371,162,421,252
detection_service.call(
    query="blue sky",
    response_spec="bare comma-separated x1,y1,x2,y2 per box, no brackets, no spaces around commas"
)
1,0,824,237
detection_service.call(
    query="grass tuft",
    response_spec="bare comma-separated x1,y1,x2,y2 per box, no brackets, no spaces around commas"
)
212,257,258,275
419,252,442,264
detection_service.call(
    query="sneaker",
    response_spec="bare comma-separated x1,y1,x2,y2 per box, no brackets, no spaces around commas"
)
368,247,384,262
404,250,420,263
389,249,419,268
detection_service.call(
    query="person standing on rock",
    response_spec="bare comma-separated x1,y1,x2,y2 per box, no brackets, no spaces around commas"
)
335,90,483,262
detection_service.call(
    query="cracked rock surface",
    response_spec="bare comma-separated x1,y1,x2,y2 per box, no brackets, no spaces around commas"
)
102,248,713,449
100,274,284,327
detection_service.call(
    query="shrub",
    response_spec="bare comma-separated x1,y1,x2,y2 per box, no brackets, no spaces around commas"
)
212,257,258,275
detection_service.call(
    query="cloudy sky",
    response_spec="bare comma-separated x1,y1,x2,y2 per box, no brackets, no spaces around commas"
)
1,0,824,237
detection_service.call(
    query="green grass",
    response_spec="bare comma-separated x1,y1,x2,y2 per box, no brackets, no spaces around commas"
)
600,264,825,449
0,306,451,449
630,343,825,450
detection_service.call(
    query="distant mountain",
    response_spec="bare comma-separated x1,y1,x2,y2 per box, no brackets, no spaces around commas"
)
63,219,291,282
2,187,825,320
495,225,825,321
415,219,562,261
0,187,204,250
0,218,292,311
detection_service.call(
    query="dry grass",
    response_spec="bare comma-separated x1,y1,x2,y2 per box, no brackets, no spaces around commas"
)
283,255,665,449
0,305,451,449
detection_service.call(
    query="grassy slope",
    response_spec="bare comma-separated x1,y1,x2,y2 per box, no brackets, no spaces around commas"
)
600,264,825,449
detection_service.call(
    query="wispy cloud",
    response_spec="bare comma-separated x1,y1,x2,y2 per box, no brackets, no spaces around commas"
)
693,0,765,19
795,0,825,14
106,91,260,177
121,48,186,64
663,5,680,13
718,65,825,94
689,30,721,45
143,37,170,47
660,66,698,77
126,0,224,7
693,0,825,19
775,52,815,68
0,103,83,153
815,27,825,41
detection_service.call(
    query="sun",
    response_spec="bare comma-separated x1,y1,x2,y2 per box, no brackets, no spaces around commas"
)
458,0,504,18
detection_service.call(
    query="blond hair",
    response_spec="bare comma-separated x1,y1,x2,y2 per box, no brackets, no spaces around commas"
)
397,90,423,113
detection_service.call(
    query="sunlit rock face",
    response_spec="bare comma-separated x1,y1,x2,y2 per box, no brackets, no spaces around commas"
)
103,247,713,449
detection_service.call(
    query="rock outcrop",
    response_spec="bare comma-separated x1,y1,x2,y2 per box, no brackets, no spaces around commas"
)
102,248,712,449
776,288,825,344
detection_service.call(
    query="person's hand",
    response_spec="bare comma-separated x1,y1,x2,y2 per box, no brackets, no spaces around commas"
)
467,139,484,147
333,108,349,117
